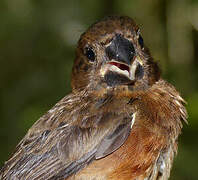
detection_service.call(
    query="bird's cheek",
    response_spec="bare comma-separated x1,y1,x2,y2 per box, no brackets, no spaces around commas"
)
134,63,144,80
130,56,144,80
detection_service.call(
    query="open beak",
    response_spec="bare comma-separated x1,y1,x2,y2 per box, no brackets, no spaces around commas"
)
106,56,143,81
101,34,143,81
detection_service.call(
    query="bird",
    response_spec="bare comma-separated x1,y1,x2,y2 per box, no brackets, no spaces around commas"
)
0,16,187,180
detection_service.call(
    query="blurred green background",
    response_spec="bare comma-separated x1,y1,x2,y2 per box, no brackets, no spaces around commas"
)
0,0,197,179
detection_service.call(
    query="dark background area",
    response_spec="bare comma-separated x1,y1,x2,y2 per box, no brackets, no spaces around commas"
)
0,0,197,179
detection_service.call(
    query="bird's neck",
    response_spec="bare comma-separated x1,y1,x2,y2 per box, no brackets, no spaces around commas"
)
72,83,144,102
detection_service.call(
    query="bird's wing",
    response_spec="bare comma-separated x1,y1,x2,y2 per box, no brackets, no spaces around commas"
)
0,95,133,180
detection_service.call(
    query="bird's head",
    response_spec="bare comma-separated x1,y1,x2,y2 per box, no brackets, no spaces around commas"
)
71,16,160,92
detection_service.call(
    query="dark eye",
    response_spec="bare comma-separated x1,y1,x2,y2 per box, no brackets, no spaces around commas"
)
138,34,144,49
85,47,95,62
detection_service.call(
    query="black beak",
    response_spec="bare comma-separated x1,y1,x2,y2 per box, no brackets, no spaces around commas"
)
105,34,135,65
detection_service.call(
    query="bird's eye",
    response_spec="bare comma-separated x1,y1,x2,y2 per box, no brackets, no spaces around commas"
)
85,47,95,62
138,34,144,49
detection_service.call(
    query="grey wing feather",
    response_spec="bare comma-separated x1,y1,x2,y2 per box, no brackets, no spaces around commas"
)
0,119,132,180
0,126,96,180
0,94,133,180
95,123,131,159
